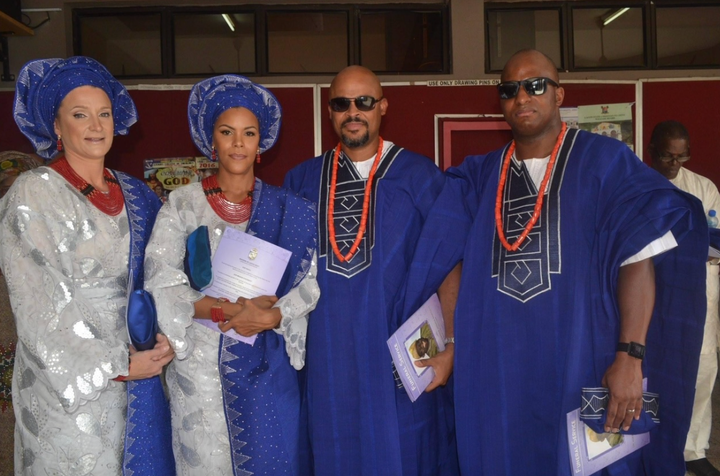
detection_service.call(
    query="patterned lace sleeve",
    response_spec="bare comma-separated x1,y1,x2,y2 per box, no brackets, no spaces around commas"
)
0,173,130,413
273,251,319,370
144,193,203,360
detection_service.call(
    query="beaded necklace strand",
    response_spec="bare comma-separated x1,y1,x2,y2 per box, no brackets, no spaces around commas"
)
495,122,567,252
328,138,384,262
50,157,124,216
202,174,253,224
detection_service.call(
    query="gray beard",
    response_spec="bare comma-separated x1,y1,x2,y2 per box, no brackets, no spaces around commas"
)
341,130,370,149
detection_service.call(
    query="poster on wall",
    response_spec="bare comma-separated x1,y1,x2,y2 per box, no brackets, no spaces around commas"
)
578,103,634,151
560,107,579,130
144,157,218,202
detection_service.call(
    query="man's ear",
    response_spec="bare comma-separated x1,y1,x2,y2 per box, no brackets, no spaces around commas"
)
555,86,564,108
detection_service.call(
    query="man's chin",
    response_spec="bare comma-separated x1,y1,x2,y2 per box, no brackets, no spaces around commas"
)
341,133,370,149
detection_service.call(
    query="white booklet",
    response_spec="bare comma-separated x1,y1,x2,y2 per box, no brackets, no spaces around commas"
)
199,227,292,345
566,380,651,474
386,294,446,402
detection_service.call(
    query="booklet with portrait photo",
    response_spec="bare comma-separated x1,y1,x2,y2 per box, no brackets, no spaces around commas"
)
566,380,652,475
387,294,446,402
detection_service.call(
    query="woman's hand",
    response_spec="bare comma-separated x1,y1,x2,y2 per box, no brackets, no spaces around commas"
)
125,333,175,380
219,295,281,336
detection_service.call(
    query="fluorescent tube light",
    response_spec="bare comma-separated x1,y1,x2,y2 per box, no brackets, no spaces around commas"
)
603,8,630,26
222,14,235,32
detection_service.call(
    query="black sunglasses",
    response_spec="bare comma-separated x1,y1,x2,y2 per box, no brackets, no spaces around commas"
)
328,96,384,112
497,77,559,100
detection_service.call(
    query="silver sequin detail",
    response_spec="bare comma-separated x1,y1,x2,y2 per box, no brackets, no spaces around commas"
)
180,443,202,467
76,413,101,436
77,374,93,395
21,407,39,436
176,373,197,396
182,410,203,431
72,320,98,339
62,384,76,408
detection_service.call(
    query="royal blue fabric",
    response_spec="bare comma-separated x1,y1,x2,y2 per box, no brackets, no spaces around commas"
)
284,146,459,476
419,129,706,476
14,57,138,159
184,225,213,291
188,75,282,158
115,171,175,476
217,179,317,476
126,289,159,351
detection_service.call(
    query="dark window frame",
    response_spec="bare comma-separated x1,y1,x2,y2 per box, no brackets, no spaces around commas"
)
484,2,567,73
485,0,720,73
73,3,451,79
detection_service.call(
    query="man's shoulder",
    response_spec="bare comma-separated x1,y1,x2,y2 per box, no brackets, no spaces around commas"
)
287,154,325,177
388,144,439,174
680,166,714,185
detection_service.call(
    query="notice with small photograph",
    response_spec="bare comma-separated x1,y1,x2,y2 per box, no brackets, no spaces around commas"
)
387,294,446,402
199,227,291,345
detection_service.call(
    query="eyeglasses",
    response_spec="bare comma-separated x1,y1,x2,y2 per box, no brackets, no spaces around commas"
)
328,96,384,112
657,155,690,163
497,77,559,99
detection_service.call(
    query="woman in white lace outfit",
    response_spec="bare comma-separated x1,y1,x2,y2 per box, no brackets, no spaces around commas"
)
1,57,173,475
144,74,319,476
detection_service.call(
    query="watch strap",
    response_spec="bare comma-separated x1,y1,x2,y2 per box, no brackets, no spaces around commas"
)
616,341,645,360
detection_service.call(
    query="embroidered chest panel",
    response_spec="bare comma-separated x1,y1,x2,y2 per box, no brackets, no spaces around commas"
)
318,145,400,277
492,129,578,302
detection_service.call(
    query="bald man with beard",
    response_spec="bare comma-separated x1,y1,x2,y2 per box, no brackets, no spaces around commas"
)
415,49,708,475
284,66,460,476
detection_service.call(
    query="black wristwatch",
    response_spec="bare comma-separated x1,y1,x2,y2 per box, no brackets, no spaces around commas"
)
616,341,645,361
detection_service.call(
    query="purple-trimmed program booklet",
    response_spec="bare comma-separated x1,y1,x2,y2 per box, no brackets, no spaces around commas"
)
199,227,291,345
387,294,446,402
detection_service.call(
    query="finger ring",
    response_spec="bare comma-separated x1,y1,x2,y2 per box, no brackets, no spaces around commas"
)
627,409,636,413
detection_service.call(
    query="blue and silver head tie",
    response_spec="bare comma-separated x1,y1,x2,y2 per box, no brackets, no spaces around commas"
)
13,56,138,160
188,74,282,160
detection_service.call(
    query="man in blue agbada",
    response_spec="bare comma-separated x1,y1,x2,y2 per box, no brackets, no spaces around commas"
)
416,49,708,475
284,65,460,476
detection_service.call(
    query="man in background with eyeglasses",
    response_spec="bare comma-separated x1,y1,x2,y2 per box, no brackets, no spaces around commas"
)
650,120,720,476
417,49,707,475
284,65,460,476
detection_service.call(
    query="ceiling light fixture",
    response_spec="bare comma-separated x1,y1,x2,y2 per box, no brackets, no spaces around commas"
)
222,14,235,32
602,7,630,26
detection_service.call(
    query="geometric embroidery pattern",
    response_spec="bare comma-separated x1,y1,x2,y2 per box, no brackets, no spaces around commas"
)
492,129,578,302
318,145,401,278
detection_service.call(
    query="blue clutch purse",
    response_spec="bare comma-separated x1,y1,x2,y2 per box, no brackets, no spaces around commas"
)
580,387,659,435
127,289,159,351
184,225,213,291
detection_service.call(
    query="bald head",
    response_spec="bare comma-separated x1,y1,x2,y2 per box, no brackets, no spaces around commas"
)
330,65,383,99
502,49,559,83
327,65,388,161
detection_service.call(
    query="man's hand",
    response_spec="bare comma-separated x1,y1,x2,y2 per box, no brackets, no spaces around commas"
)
601,353,643,433
414,343,454,392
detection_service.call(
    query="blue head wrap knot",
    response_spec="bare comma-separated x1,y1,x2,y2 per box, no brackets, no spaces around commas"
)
13,56,138,160
188,74,282,160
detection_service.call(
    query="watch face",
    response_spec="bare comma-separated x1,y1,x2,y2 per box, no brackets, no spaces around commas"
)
628,342,646,359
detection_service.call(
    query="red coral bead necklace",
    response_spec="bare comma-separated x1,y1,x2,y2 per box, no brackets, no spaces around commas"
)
495,122,567,252
328,137,384,262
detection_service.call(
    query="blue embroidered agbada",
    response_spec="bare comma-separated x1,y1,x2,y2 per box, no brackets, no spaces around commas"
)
414,129,707,475
284,143,459,476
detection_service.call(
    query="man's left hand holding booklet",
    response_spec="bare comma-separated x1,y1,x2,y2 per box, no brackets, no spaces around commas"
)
387,294,447,402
